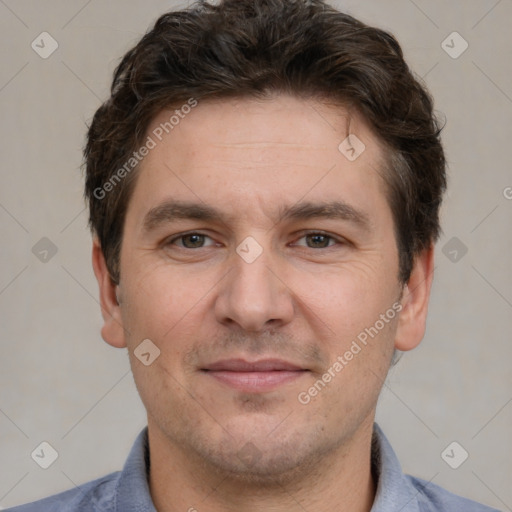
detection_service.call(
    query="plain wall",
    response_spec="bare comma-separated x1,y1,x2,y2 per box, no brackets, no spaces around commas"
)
0,0,510,509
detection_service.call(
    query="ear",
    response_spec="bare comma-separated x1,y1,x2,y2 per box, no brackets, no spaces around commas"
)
394,245,435,351
91,238,127,348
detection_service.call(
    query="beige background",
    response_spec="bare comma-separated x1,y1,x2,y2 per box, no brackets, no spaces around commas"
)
0,0,511,509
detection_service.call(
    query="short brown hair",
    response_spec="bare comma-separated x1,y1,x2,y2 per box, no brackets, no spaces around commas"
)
84,0,446,285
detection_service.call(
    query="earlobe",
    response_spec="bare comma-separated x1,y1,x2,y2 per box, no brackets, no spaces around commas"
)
91,238,127,348
394,245,435,352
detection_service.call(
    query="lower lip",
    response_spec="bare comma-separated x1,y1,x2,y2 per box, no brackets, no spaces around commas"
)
204,370,306,392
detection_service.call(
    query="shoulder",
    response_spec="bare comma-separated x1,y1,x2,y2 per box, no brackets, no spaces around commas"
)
407,475,502,512
4,471,120,512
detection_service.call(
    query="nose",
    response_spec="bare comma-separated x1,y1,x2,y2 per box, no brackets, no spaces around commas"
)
214,241,295,332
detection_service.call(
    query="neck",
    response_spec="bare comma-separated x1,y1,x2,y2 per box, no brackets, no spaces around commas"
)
148,416,377,512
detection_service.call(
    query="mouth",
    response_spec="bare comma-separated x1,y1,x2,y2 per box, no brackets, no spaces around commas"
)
200,358,309,393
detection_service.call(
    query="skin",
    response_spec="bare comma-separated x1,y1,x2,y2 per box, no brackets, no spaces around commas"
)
92,94,434,512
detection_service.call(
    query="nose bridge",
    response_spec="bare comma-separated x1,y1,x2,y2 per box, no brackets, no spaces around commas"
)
214,235,294,331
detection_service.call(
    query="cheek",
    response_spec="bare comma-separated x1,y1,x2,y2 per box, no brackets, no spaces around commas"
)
119,257,222,362
294,260,396,334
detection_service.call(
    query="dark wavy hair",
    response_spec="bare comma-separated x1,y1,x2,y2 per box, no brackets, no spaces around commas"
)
84,0,446,285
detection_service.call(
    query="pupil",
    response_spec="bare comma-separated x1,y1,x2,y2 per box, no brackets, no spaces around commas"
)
185,234,203,247
309,234,327,248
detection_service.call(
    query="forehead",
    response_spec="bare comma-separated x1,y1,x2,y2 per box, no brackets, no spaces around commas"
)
127,94,391,230
147,95,383,159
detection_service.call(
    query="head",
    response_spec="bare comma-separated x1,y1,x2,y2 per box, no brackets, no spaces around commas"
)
87,0,445,484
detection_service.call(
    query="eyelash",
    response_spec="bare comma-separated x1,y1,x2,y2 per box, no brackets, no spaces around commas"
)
165,231,344,250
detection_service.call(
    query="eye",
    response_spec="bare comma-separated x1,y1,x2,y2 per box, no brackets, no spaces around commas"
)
293,232,341,249
167,232,216,249
165,231,343,250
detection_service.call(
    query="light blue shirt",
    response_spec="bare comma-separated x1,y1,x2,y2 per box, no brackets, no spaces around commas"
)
7,423,500,511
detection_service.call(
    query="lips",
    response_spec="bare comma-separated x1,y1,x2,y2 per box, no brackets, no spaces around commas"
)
201,358,307,392
203,358,303,372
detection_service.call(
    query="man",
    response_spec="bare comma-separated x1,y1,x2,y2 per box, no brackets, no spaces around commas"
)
8,0,500,510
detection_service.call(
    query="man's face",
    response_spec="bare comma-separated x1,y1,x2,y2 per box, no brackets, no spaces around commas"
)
110,95,408,478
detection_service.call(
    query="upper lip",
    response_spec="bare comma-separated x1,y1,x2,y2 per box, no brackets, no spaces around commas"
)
202,358,305,372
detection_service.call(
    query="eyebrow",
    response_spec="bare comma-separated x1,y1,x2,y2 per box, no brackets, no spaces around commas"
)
142,199,372,233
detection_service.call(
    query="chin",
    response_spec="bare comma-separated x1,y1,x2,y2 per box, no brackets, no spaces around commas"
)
190,423,336,487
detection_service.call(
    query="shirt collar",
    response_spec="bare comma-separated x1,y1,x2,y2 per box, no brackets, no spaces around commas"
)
115,426,156,511
370,423,422,512
114,423,421,512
